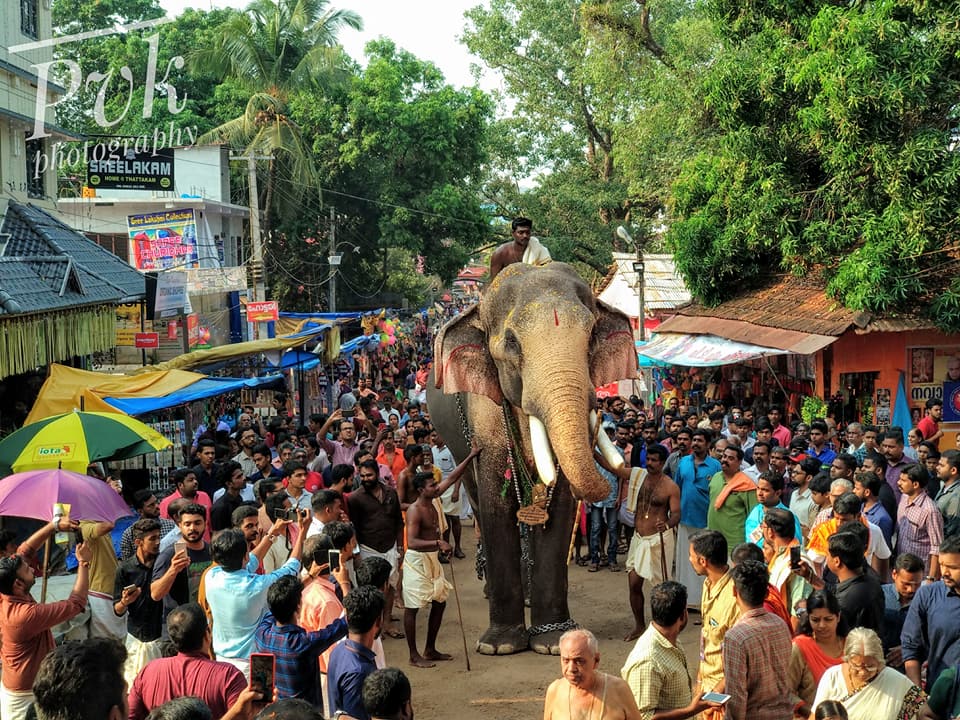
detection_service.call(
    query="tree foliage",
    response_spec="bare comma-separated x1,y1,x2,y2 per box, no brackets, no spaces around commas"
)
666,0,960,328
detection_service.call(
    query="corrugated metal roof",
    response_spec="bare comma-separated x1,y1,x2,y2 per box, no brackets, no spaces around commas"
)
598,252,691,314
668,273,867,337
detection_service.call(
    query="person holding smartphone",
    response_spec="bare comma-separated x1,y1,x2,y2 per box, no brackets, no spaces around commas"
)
205,509,311,679
0,518,92,720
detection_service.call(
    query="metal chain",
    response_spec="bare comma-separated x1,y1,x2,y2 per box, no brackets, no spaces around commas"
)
455,393,472,442
528,619,579,636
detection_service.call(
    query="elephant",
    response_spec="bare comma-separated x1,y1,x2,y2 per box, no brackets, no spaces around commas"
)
426,261,638,655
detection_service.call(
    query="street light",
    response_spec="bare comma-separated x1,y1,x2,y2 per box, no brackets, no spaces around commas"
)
327,240,360,313
617,226,645,341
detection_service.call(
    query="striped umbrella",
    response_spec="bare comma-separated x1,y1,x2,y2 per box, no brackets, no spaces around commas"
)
0,410,171,475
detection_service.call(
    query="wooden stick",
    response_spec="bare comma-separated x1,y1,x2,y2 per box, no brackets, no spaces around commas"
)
40,535,51,603
567,499,582,565
445,551,471,671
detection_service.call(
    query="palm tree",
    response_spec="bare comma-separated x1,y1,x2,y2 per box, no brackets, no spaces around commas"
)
192,0,361,230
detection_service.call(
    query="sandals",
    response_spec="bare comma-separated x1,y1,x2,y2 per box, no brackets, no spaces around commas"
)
588,563,599,572
575,556,589,567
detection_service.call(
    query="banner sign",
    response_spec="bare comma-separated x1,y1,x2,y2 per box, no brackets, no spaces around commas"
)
154,271,187,319
87,146,174,191
247,301,279,322
134,332,160,349
128,209,198,271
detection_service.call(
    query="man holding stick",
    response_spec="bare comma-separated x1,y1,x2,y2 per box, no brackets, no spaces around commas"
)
403,471,454,668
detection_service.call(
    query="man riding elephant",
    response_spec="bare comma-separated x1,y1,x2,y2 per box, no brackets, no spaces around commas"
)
427,261,637,655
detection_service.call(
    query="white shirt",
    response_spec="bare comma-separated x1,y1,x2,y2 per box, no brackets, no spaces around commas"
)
213,482,256,504
432,445,456,477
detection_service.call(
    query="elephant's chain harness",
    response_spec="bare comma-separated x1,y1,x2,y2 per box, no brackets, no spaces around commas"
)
455,394,579,639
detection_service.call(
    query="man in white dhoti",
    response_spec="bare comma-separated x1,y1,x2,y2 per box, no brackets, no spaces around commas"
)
402,472,454,668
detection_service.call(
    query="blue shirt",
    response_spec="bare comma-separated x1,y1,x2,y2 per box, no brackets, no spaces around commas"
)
902,580,960,690
743,502,802,547
673,454,721,528
864,502,894,550
327,638,378,720
591,458,619,508
254,612,348,704
205,556,300,660
806,444,837,467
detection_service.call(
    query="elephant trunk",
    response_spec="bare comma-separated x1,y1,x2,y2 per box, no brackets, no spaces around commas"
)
526,367,612,504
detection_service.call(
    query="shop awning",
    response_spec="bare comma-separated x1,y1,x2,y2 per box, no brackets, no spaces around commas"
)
654,315,837,355
103,374,285,415
638,332,791,367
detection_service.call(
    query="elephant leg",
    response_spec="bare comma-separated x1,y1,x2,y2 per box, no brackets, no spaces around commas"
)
527,477,578,655
473,450,528,655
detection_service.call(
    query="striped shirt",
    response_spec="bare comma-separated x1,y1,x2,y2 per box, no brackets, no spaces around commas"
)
896,492,943,574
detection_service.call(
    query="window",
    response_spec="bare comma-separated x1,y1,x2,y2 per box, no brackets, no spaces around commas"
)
25,136,45,199
20,0,38,40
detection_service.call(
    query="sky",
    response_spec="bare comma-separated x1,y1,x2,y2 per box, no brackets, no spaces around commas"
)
155,0,502,91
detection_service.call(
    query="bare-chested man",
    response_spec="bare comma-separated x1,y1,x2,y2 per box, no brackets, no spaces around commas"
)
403,471,453,668
489,217,552,280
599,444,680,640
544,629,641,720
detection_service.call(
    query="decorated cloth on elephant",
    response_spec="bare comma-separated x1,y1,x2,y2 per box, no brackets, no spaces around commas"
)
402,549,453,609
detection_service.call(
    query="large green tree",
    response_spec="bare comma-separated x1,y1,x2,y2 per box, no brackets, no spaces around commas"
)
192,0,362,234
463,0,705,278
666,1,960,329
270,40,494,310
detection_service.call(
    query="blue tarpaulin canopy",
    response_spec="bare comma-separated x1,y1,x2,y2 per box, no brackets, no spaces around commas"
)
103,375,285,415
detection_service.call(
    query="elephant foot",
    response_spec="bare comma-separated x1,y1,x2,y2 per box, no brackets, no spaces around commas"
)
529,620,580,655
477,624,529,655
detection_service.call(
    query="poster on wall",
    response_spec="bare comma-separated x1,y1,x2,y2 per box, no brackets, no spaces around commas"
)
875,388,891,425
128,209,199,271
906,346,960,414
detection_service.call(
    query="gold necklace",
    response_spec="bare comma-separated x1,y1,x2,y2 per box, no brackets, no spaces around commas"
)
639,474,661,520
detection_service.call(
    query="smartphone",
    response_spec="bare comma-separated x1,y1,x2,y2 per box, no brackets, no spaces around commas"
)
342,409,355,418
790,546,802,569
702,692,731,705
123,584,137,594
174,541,187,555
249,653,275,701
73,528,84,546
328,549,341,572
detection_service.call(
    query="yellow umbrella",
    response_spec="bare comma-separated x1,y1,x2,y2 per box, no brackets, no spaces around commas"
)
0,410,171,475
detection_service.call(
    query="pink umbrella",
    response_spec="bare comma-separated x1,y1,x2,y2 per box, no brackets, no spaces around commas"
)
0,468,131,522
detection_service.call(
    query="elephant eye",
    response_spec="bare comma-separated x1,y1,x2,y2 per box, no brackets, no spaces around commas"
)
504,329,521,354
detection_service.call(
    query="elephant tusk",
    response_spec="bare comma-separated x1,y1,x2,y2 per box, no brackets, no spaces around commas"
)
529,415,558,487
590,410,625,470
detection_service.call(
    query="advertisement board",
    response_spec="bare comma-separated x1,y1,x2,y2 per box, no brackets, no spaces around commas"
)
128,209,198,271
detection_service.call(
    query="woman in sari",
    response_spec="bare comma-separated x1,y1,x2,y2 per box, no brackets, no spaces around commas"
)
790,590,848,716
811,628,925,720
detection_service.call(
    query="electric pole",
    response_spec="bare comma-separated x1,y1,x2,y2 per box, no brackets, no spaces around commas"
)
328,206,336,313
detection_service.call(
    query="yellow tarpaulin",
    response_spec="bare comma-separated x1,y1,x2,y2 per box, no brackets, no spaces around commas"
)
26,364,204,423
132,327,330,374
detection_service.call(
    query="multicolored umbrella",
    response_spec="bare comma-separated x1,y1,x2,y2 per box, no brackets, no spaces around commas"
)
0,469,132,523
0,410,171,475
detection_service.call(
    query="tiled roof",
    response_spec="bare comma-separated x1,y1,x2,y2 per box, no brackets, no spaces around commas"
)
0,203,144,313
670,272,870,337
0,202,144,316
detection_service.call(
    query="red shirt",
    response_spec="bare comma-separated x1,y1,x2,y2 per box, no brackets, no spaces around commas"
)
128,652,247,720
159,490,212,541
0,591,86,691
917,416,939,445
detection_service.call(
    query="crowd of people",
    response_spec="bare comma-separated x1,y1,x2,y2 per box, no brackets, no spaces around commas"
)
3,288,960,720
0,353,470,720
547,394,960,720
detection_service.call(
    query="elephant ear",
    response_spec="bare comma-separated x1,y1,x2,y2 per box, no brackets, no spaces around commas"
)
433,304,503,403
590,300,639,387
